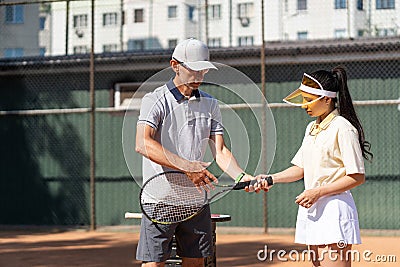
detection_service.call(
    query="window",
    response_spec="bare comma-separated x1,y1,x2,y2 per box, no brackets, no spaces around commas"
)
376,0,395,9
297,0,307,10
73,14,88,28
334,29,347,38
188,5,195,21
4,48,24,58
297,31,308,40
39,47,46,56
128,40,145,51
238,3,253,18
238,36,253,46
73,46,88,54
335,0,347,9
357,0,364,10
113,82,164,109
39,17,46,30
103,44,119,52
5,5,24,23
357,29,366,36
168,39,178,49
103,12,118,26
208,38,222,48
168,6,177,18
134,9,144,23
377,28,396,36
208,4,221,20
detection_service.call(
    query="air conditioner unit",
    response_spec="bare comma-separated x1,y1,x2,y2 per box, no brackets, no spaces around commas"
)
75,29,84,38
240,17,250,27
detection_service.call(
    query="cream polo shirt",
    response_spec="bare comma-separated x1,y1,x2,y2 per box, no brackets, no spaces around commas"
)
292,109,365,190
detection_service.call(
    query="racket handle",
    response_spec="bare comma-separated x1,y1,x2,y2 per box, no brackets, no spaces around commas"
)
233,177,273,190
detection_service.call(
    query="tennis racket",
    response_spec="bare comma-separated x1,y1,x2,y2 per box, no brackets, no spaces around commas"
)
140,171,269,224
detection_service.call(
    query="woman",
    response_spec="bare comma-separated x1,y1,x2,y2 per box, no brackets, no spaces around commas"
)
257,66,373,266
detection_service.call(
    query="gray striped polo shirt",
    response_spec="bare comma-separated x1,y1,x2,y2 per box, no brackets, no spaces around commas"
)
138,79,224,182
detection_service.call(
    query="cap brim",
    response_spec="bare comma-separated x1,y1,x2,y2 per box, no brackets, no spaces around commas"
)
283,88,324,106
184,61,218,71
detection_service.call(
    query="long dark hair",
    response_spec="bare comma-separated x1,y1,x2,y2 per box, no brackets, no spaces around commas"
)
310,66,373,161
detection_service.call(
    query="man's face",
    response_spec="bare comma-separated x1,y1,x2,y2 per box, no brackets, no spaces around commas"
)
171,60,208,90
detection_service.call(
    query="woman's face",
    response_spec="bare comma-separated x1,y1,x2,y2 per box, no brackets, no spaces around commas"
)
300,91,330,117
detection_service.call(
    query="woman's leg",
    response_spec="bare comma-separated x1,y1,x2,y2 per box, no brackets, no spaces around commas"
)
309,244,353,267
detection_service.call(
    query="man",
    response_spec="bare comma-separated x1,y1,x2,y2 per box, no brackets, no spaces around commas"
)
135,38,253,267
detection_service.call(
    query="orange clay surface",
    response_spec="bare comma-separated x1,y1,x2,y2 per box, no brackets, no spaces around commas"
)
0,227,398,267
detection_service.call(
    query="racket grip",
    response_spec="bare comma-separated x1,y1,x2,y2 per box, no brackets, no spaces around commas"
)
233,177,272,190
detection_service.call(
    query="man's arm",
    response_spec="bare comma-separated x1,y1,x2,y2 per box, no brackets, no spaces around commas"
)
135,124,217,186
209,134,253,181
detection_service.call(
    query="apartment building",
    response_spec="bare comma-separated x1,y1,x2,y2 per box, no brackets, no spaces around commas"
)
50,0,123,55
1,0,399,58
0,1,40,58
281,0,399,40
49,0,400,55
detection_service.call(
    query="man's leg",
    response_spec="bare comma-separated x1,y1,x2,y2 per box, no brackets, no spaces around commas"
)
136,216,176,264
182,257,204,267
141,262,165,267
175,207,213,266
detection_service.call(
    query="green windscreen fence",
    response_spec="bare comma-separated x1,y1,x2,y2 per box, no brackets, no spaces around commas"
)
1,74,399,229
0,0,399,231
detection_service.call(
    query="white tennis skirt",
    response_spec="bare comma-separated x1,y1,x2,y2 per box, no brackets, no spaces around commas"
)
295,190,361,245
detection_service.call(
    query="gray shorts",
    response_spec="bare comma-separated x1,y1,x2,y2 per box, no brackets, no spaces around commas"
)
136,206,213,262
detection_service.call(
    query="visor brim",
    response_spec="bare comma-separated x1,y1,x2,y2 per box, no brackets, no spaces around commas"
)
283,88,324,106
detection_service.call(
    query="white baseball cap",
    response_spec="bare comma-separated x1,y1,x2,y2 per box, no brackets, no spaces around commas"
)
172,38,217,71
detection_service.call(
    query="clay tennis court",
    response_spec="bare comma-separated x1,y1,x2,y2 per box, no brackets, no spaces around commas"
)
0,226,397,267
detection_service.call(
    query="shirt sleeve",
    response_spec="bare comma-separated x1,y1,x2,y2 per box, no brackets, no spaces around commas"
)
137,93,162,129
338,128,365,175
291,124,312,168
291,143,304,168
210,98,224,135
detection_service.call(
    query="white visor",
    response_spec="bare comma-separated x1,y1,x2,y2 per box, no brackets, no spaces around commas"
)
283,73,337,106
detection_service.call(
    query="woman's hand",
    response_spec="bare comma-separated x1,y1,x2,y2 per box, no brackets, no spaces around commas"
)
245,174,272,193
295,188,321,208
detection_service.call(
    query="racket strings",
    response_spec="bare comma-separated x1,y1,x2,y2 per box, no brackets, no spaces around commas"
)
143,202,201,223
141,172,206,223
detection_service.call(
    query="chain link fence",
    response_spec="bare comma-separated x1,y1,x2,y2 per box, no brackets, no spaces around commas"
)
1,0,399,231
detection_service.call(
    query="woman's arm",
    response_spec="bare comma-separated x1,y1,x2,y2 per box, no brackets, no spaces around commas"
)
251,165,304,192
269,165,304,184
295,173,365,208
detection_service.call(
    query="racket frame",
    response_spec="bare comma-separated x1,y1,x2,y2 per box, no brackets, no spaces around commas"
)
139,171,268,224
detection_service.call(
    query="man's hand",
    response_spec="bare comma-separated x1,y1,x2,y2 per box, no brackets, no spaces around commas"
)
183,161,218,191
